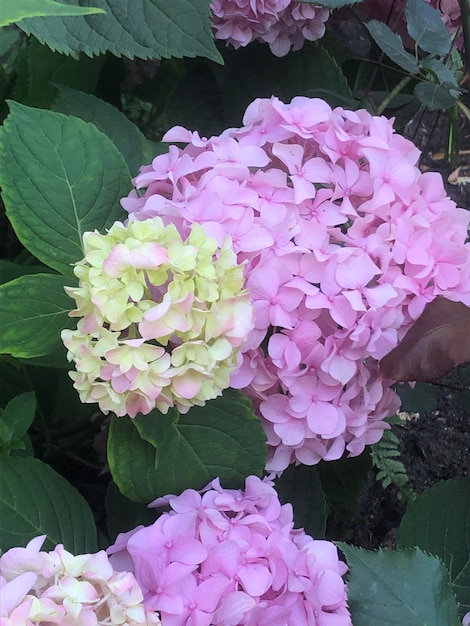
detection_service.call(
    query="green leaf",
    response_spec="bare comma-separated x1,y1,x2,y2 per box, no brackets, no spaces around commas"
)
53,85,157,176
0,260,55,285
397,478,470,618
19,0,222,62
414,81,459,110
0,101,130,276
395,381,438,412
0,358,32,408
338,544,461,626
13,37,105,109
405,0,452,56
216,42,354,128
105,481,159,542
1,0,105,27
0,274,75,358
275,464,327,539
366,20,419,74
319,451,372,511
108,390,267,503
108,415,160,503
0,392,36,454
419,58,461,91
0,455,97,553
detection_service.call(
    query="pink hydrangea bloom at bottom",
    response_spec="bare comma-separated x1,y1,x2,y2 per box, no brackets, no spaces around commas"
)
0,536,161,625
108,475,352,626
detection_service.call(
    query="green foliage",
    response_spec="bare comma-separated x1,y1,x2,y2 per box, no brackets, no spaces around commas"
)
53,85,159,175
1,0,105,27
0,392,36,455
275,464,327,539
0,102,129,276
19,0,222,62
405,0,452,56
108,390,267,503
0,274,76,358
338,543,461,626
397,478,470,618
13,37,105,109
105,481,159,542
0,455,97,553
370,419,416,503
366,21,420,75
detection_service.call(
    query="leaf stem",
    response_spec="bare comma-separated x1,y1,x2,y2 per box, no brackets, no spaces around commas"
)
376,75,413,114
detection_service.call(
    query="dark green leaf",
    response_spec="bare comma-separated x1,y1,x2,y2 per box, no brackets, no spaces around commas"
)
0,392,36,453
19,0,222,63
2,0,104,27
338,544,461,626
419,58,461,91
395,381,438,412
397,478,470,618
275,464,327,539
108,390,267,503
53,85,157,176
405,0,452,56
0,455,97,553
319,451,372,511
105,481,159,542
107,415,161,503
0,359,31,408
13,38,105,109
414,81,459,110
0,260,55,285
1,101,130,276
0,274,75,358
366,20,419,74
216,42,354,127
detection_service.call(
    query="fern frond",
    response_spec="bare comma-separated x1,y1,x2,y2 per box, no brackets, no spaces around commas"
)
370,425,416,503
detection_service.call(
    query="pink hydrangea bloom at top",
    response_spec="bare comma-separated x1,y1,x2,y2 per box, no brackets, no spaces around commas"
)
210,0,330,56
121,95,470,471
108,475,352,626
0,535,161,625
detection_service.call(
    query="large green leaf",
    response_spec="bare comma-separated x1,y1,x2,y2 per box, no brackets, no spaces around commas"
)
53,85,158,175
13,37,105,109
105,481,159,541
2,0,104,27
108,390,267,503
215,41,355,128
405,0,452,56
275,464,327,539
338,544,461,626
0,455,97,553
397,478,470,618
0,274,75,358
366,20,419,74
0,392,36,455
0,101,130,276
19,0,222,62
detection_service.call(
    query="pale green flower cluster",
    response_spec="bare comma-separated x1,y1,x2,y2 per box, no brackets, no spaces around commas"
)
0,535,161,625
61,217,254,417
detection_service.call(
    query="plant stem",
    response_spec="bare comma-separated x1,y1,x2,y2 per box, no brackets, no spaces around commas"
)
376,75,413,114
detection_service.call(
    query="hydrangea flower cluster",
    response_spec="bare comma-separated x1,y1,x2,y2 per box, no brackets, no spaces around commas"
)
122,95,470,471
108,475,352,626
0,535,161,625
209,0,330,57
62,217,253,418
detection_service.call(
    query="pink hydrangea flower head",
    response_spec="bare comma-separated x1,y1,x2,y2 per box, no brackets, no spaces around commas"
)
107,475,352,625
0,535,161,625
62,217,254,417
122,95,470,470
210,0,330,56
